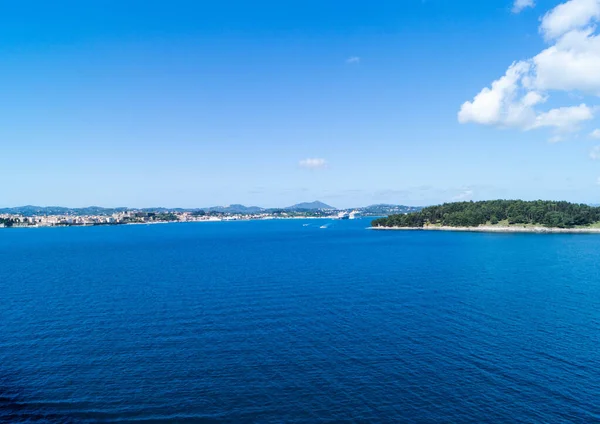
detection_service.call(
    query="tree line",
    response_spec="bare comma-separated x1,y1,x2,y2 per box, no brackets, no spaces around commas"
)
371,200,600,229
0,218,17,227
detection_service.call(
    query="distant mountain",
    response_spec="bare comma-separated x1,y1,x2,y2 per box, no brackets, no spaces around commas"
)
0,202,419,217
286,201,335,210
206,204,264,214
140,207,191,213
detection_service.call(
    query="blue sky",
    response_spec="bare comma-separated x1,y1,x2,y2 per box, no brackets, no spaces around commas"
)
2,0,600,208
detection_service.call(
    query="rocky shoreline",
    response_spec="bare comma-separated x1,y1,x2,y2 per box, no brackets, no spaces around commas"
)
370,225,600,234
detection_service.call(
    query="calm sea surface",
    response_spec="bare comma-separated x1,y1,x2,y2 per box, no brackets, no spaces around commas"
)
2,219,600,423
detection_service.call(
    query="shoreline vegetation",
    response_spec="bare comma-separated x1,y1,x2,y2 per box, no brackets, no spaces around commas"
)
371,200,600,233
371,225,600,234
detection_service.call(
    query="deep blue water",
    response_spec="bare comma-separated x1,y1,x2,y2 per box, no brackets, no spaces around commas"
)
2,219,600,423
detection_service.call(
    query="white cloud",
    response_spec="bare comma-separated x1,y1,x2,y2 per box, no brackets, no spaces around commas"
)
533,28,600,93
530,103,593,129
299,158,327,169
346,56,360,64
540,0,600,40
458,64,591,132
458,61,538,127
513,0,535,14
460,0,600,139
590,145,600,158
590,128,600,137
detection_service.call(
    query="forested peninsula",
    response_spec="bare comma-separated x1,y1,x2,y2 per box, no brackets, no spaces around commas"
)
371,200,600,230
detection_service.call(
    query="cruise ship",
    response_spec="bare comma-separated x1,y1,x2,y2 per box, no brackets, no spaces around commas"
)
337,211,360,220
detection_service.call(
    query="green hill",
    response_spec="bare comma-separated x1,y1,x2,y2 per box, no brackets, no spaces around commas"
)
372,200,600,229
286,201,335,210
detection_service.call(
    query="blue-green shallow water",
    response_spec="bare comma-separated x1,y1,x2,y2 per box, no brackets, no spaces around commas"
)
2,219,600,423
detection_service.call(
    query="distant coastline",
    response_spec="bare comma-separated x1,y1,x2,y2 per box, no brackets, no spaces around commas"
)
0,202,419,229
0,215,342,229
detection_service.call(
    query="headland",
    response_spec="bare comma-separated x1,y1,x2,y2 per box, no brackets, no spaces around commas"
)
371,200,600,234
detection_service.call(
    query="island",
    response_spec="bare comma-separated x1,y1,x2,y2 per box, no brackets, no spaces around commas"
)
371,200,600,233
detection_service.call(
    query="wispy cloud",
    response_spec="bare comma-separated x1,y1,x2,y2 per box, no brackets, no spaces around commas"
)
299,158,327,169
374,189,411,198
452,189,474,201
590,146,600,160
549,134,565,143
346,56,360,64
591,129,600,139
512,0,535,14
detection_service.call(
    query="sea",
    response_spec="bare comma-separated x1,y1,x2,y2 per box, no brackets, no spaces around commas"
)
2,218,600,423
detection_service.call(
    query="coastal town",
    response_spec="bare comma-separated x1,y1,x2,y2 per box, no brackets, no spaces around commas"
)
0,203,423,228
0,208,364,228
0,211,320,228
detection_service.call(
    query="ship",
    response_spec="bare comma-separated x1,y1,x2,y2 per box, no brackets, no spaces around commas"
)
337,210,360,220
